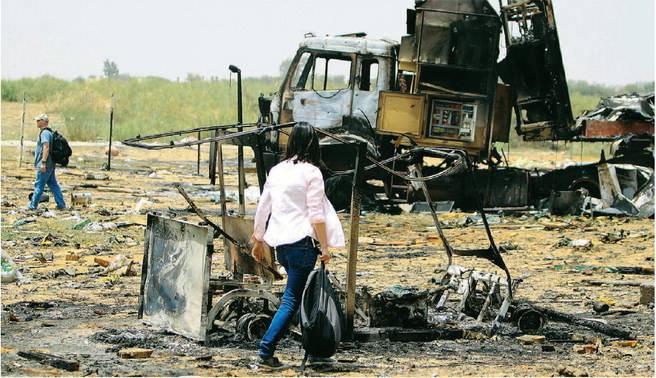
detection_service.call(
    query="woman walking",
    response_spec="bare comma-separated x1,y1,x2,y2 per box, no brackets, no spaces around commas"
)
251,122,345,368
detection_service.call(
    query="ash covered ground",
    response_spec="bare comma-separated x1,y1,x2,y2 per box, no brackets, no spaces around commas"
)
1,144,653,376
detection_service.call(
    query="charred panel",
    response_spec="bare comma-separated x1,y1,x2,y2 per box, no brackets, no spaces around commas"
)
499,0,574,141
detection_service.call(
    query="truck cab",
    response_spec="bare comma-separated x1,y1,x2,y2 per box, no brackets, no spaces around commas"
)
270,3,514,163
270,35,397,157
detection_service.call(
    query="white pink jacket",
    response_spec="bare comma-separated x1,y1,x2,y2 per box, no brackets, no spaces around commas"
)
253,159,345,248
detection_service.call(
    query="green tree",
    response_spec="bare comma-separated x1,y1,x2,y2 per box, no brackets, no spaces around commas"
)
103,60,119,78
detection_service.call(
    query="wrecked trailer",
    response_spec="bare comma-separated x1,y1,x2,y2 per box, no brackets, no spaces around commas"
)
124,121,527,341
123,120,639,347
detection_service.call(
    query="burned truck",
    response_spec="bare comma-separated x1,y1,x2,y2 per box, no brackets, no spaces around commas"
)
126,0,653,212
251,0,654,211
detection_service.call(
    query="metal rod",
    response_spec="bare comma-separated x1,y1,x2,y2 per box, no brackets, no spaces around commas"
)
235,67,246,216
123,122,295,149
413,163,454,267
217,138,227,227
477,282,498,322
18,92,26,168
197,131,201,175
254,132,267,193
209,129,218,185
415,7,501,19
106,94,115,171
345,141,366,339
176,185,238,244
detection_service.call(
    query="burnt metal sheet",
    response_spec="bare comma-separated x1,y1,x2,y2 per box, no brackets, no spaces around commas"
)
578,93,655,139
499,0,574,141
140,215,211,341
491,84,513,143
596,163,654,217
222,215,278,283
479,168,529,208
578,93,654,124
583,120,654,139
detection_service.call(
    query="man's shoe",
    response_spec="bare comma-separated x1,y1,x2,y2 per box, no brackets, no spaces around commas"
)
258,356,286,369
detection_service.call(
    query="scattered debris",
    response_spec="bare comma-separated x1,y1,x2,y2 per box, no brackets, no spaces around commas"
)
570,239,592,249
639,283,654,305
42,210,56,218
66,253,80,262
541,344,556,352
72,219,91,230
32,252,54,263
592,302,610,313
117,348,153,359
1,253,24,284
71,192,93,206
526,303,634,339
600,230,627,243
85,172,110,180
592,163,654,218
130,198,154,214
409,201,454,214
556,366,589,377
573,344,599,354
516,335,545,345
14,217,37,227
362,285,428,328
84,222,117,232
45,268,76,279
17,350,80,371
611,340,638,348
576,93,654,127
94,257,111,268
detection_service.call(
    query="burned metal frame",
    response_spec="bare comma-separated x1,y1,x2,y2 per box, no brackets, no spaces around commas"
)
125,121,513,337
498,0,574,141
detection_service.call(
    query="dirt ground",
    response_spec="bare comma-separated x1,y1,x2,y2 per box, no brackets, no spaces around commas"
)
0,142,654,377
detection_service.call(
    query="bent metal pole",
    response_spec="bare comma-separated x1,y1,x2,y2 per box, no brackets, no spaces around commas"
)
229,64,245,216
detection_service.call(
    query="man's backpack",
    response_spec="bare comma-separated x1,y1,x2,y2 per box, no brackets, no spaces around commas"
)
299,263,344,370
42,128,72,167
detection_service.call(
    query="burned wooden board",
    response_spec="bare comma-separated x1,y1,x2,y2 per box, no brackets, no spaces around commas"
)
140,215,211,341
222,215,278,283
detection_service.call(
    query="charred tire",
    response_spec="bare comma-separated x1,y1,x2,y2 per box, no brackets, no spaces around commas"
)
247,314,272,341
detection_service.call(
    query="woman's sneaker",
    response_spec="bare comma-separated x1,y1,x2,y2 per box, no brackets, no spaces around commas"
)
258,356,286,369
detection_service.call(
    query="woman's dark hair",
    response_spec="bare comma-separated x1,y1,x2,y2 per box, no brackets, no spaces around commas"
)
284,122,321,166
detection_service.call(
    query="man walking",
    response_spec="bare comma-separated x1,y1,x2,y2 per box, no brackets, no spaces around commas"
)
28,114,66,210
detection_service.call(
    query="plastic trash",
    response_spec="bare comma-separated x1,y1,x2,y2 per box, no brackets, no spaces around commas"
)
130,198,153,214
71,192,93,206
1,252,23,284
84,222,117,232
14,217,37,227
72,219,91,230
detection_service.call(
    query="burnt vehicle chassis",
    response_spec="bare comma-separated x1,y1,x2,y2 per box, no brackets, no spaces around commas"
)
124,122,520,340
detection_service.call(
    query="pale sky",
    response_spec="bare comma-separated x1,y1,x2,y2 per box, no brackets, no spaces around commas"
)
1,0,654,85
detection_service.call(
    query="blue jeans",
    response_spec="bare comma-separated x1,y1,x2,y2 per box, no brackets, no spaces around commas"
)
259,237,318,358
29,166,66,210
